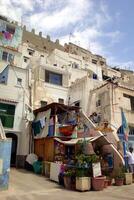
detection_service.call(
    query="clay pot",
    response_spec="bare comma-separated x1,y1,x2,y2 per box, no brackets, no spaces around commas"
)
115,178,124,186
107,178,112,186
104,179,109,188
92,176,106,191
64,176,72,190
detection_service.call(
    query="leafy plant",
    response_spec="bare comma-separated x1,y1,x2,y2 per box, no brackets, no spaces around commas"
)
114,167,125,179
64,169,75,177
76,168,89,177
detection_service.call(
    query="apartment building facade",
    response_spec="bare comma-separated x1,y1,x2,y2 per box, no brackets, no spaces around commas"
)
0,16,30,167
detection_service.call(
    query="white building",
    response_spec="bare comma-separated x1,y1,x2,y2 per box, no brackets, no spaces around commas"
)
0,16,30,167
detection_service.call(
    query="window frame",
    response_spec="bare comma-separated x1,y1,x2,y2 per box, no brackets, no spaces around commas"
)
17,78,22,86
45,70,62,86
6,24,15,34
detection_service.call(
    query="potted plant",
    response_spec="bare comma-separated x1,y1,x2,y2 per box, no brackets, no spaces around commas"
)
75,154,91,191
75,154,101,191
103,171,113,187
123,167,133,185
114,168,125,186
91,155,106,191
106,176,113,186
92,176,106,191
64,169,75,190
76,168,91,191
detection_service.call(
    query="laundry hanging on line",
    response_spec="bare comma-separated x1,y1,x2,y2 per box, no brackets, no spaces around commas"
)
32,117,46,136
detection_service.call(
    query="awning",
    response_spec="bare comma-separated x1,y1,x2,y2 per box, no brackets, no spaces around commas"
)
54,135,110,146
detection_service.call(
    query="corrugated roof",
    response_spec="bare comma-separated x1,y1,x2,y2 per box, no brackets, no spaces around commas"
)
34,102,80,115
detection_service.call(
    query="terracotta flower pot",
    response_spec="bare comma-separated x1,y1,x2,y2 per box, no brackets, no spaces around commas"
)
92,176,106,191
107,178,112,186
104,179,109,188
115,178,124,186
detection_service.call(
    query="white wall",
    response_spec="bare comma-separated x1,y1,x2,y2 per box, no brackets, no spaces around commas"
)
69,77,102,113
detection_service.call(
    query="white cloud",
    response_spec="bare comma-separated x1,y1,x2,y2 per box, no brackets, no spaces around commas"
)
25,0,93,32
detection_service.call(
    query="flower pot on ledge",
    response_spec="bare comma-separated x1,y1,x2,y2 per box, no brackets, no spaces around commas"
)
76,177,91,191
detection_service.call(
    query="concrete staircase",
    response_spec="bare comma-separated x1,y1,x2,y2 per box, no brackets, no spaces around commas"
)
79,110,124,169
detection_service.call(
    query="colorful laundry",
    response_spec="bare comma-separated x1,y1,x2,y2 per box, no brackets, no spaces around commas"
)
4,32,12,40
0,32,3,40
32,120,41,136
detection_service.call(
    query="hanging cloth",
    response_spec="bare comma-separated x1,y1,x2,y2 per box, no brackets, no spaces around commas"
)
40,118,46,128
0,32,3,40
32,120,41,136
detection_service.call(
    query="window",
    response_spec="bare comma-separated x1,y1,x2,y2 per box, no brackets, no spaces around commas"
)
0,103,15,128
40,101,47,107
123,93,134,111
74,101,80,107
6,25,15,34
93,73,98,80
2,52,8,61
72,63,79,69
92,59,97,64
0,66,9,84
45,70,62,86
100,61,105,66
17,78,22,86
8,54,14,62
2,51,14,62
58,98,64,104
28,49,34,56
23,56,29,63
96,99,101,107
129,126,134,135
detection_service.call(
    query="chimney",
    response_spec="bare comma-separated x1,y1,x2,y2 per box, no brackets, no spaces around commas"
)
55,39,59,44
32,28,35,34
39,31,42,37
47,35,50,41
23,25,26,30
14,21,18,26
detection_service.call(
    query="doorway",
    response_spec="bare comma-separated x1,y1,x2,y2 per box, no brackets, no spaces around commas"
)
6,133,18,166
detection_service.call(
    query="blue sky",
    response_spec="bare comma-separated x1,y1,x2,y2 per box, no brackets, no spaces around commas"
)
0,0,134,70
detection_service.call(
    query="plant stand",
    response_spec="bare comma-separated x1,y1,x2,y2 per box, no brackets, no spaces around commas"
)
76,177,91,191
124,173,132,185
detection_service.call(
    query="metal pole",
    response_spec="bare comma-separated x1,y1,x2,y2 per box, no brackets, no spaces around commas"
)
123,140,127,168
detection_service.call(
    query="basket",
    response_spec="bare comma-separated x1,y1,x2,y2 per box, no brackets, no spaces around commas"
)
59,125,76,136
